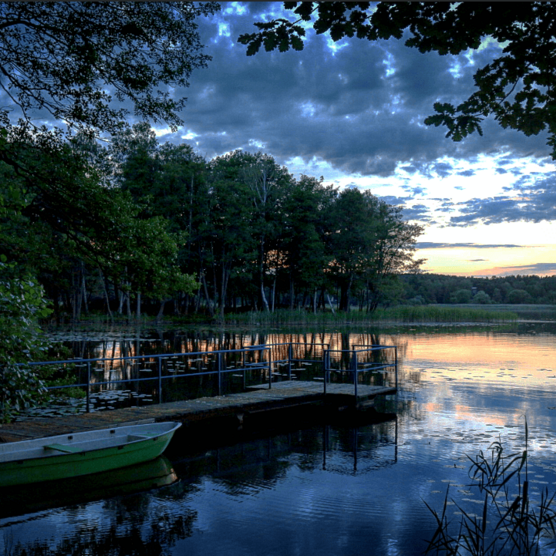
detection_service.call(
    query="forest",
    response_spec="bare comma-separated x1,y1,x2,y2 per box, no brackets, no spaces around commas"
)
1,122,424,322
400,273,556,306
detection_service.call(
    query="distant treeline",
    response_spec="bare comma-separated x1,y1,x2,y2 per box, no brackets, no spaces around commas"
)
399,273,556,305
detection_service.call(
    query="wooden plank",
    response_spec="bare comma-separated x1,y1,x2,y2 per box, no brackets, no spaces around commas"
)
0,380,396,443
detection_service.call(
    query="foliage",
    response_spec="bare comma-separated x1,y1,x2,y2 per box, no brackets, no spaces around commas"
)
0,260,50,422
0,2,219,133
239,2,556,158
425,423,556,556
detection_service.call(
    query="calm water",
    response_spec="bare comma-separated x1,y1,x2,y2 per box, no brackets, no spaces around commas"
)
3,323,556,555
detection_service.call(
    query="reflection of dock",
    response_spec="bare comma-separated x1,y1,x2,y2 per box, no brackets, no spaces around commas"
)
0,380,396,443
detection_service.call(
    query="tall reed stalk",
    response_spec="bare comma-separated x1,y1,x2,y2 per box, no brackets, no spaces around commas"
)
425,422,556,555
225,306,518,326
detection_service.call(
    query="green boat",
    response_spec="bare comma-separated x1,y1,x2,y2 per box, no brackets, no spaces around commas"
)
0,455,178,518
0,421,181,487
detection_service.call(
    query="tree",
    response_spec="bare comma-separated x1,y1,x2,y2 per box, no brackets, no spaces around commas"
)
450,288,473,304
239,2,556,158
238,151,293,312
280,175,334,311
0,260,50,422
0,2,219,133
327,188,423,312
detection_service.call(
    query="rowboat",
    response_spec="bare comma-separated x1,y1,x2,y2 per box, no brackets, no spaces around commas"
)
0,421,181,487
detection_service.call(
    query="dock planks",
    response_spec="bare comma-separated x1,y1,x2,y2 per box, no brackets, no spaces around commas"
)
0,381,396,443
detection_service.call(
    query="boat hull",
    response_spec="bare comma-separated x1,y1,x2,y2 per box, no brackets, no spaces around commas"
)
0,455,178,518
0,421,181,487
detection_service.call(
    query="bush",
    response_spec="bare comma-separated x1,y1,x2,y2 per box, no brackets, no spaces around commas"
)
0,260,51,422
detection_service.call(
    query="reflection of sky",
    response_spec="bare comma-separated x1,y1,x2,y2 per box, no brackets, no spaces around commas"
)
4,327,556,555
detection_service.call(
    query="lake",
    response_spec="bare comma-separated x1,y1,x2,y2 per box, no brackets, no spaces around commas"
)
2,320,556,555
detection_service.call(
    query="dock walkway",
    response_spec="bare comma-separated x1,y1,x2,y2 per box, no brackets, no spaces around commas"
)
0,381,396,443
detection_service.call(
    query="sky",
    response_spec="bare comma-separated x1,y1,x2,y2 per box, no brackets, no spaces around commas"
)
151,1,556,278
6,2,555,278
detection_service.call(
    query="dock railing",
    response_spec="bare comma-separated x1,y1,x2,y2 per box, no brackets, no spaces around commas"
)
22,342,397,414
27,346,271,413
323,345,398,397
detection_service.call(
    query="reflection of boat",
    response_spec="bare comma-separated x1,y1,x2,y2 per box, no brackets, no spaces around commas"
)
0,421,181,487
0,455,178,518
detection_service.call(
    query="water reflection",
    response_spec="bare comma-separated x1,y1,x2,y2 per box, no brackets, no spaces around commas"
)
5,322,556,555
0,456,178,520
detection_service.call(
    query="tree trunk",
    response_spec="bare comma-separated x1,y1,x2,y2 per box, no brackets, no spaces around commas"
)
260,282,270,312
157,299,166,320
326,292,336,315
339,275,354,312
201,271,215,317
81,271,89,314
99,268,113,321
136,291,141,320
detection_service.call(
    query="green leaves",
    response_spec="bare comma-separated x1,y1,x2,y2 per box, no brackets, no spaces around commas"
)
1,2,220,133
0,262,50,422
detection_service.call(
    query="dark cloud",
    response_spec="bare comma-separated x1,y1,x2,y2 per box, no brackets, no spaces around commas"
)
495,263,556,276
416,242,525,249
450,174,556,226
2,2,552,182
469,259,488,262
171,3,551,178
458,169,476,177
401,185,426,196
401,204,432,221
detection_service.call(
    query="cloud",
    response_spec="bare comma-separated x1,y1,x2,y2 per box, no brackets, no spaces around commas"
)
487,263,556,276
450,174,556,226
173,4,552,179
416,242,525,249
458,169,476,177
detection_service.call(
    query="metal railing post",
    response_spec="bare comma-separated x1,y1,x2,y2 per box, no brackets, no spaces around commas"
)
86,360,91,413
217,352,222,395
288,343,292,381
323,349,328,395
352,350,358,398
267,347,272,389
158,356,162,403
394,347,398,390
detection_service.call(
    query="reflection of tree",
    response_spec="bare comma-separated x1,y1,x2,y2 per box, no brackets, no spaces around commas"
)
7,503,197,556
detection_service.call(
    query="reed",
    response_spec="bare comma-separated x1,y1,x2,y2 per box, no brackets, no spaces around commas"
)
425,422,556,556
224,306,519,326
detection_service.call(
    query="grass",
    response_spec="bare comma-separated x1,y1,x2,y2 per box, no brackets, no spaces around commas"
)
223,306,519,326
425,422,556,556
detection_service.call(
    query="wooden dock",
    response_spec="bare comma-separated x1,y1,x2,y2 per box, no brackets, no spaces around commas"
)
0,381,396,443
